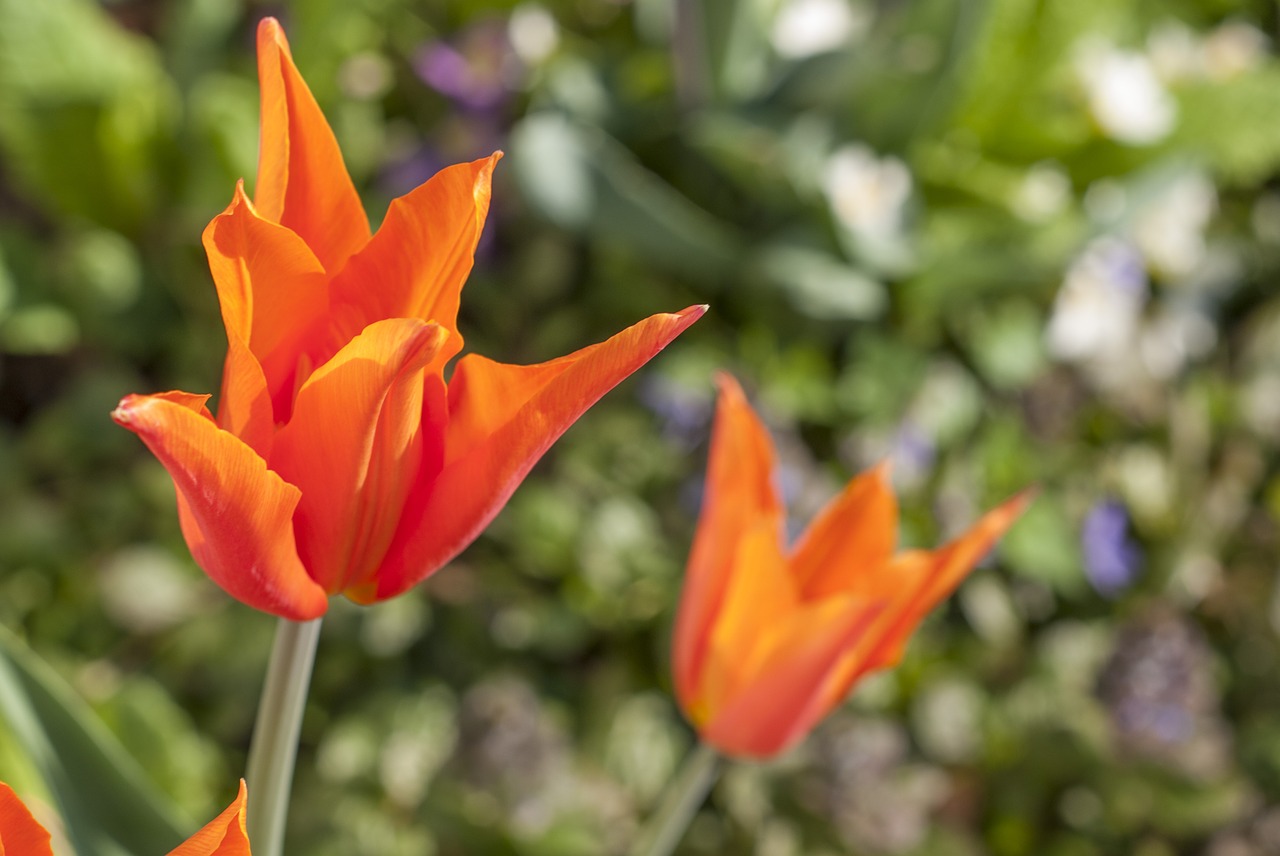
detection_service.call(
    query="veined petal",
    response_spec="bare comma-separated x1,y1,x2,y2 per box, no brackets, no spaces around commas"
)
326,155,500,364
203,183,329,423
112,393,327,620
683,520,794,725
0,783,53,856
700,595,884,759
789,462,898,600
373,305,707,601
673,373,785,709
167,781,249,856
254,17,369,273
269,319,451,596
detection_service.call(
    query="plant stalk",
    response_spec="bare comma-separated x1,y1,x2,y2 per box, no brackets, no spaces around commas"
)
630,741,721,856
245,617,322,856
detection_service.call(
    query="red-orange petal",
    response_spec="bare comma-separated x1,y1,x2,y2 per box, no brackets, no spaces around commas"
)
269,319,451,596
0,783,54,856
203,183,329,425
216,335,275,461
700,595,885,759
253,17,369,274
112,393,327,620
788,461,898,600
324,155,500,365
373,305,707,601
672,373,785,710
167,780,250,856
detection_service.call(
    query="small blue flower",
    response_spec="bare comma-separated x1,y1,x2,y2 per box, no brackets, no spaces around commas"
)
1082,499,1142,597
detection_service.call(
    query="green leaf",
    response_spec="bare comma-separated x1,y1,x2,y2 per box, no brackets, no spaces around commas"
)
0,0,178,231
509,112,742,277
0,624,190,855
757,243,887,320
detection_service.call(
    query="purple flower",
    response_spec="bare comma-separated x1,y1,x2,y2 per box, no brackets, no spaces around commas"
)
1082,500,1142,597
414,20,517,113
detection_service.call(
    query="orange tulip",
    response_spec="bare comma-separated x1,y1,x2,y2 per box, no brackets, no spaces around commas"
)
0,782,50,856
0,780,250,855
672,375,1030,759
112,18,704,619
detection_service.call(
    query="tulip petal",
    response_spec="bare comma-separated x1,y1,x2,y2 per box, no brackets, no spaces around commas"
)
686,520,794,724
112,393,327,620
701,595,884,759
0,783,53,856
374,305,707,601
217,335,275,460
167,781,250,856
326,155,500,363
673,373,785,709
254,17,369,273
861,491,1033,673
203,183,329,425
811,491,1033,714
269,318,451,596
788,462,898,600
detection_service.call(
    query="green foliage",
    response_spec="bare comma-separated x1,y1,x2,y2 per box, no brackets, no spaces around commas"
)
2,0,1280,853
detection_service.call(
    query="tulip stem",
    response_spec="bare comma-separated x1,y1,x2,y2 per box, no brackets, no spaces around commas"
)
630,741,721,856
245,617,322,856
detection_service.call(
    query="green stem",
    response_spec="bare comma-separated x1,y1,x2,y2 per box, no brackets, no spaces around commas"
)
630,742,721,856
245,617,322,856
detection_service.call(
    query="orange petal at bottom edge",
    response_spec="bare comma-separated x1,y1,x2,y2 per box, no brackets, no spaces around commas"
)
0,783,54,856
167,781,250,856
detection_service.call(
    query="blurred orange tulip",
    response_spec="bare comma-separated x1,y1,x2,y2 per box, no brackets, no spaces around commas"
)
0,780,250,855
113,18,704,619
0,782,51,856
672,374,1030,759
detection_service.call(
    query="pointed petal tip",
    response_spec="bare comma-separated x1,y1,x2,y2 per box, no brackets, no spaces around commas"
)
474,152,503,183
111,394,142,426
219,181,254,216
257,16,286,48
998,486,1038,522
112,392,212,429
712,367,739,391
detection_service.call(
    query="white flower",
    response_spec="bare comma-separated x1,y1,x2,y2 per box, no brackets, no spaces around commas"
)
1133,172,1216,280
1139,304,1216,380
823,143,912,242
1147,21,1202,83
1202,20,1268,81
771,0,867,59
1076,40,1176,145
1013,162,1071,222
1046,238,1148,362
509,4,560,66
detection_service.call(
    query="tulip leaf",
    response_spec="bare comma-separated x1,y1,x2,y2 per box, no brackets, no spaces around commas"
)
757,244,887,320
0,0,177,231
510,112,741,277
0,624,190,856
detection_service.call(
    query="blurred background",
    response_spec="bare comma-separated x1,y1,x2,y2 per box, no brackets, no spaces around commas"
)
2,0,1280,853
